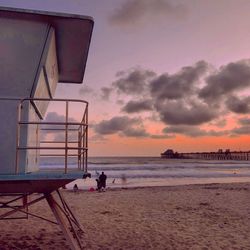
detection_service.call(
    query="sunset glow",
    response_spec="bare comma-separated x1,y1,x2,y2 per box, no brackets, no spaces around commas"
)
2,0,250,156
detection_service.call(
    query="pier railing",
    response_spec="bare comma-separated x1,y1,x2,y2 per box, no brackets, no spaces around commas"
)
16,98,88,174
161,151,250,161
181,151,250,160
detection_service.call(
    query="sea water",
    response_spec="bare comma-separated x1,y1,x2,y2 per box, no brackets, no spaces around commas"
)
40,157,250,190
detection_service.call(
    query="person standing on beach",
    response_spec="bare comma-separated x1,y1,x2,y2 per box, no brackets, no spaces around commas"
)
73,184,79,192
96,178,101,191
99,171,107,191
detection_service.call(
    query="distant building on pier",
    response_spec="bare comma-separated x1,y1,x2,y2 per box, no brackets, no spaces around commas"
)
161,149,181,159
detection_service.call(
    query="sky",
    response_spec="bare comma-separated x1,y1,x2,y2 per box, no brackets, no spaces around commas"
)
1,0,250,156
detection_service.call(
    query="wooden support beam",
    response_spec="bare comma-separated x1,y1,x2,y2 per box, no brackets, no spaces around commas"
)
45,192,82,250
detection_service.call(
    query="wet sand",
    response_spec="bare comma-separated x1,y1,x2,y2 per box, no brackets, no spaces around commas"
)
0,182,250,249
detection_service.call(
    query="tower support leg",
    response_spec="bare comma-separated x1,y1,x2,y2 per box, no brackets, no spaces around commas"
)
45,191,84,250
0,190,84,249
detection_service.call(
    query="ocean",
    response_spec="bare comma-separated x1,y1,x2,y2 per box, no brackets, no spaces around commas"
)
40,156,250,190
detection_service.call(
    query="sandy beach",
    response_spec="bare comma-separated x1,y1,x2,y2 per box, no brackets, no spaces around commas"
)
0,182,250,249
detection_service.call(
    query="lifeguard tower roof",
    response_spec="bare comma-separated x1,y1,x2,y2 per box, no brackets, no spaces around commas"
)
0,6,94,83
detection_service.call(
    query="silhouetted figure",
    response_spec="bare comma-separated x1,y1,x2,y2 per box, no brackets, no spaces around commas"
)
95,170,100,177
121,174,127,185
73,184,79,192
99,171,107,191
96,178,102,191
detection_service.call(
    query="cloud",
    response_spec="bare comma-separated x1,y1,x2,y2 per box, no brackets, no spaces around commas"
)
155,100,217,125
100,87,113,101
97,59,250,137
93,116,142,135
199,60,250,102
149,60,250,125
230,117,250,136
112,68,155,95
44,112,66,123
79,85,94,96
150,61,209,100
226,95,250,114
230,126,250,135
238,117,250,126
210,119,227,128
122,99,153,113
107,61,216,126
116,99,125,105
111,61,217,126
109,0,187,27
163,125,228,137
89,134,108,143
93,115,171,139
150,134,175,139
44,112,79,124
123,127,149,137
42,112,79,141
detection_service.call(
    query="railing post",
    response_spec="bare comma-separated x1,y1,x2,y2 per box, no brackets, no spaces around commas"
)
82,124,84,172
65,101,69,174
15,102,22,174
78,129,81,170
85,104,88,172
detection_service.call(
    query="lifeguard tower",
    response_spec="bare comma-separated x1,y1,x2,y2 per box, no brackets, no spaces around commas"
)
0,6,93,249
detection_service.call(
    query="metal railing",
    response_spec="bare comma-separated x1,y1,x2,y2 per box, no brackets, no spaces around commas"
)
16,98,88,174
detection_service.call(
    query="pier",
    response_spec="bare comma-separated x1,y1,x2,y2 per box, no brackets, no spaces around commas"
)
161,149,250,161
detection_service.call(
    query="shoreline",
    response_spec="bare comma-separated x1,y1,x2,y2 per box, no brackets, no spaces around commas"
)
66,180,250,192
65,175,250,191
